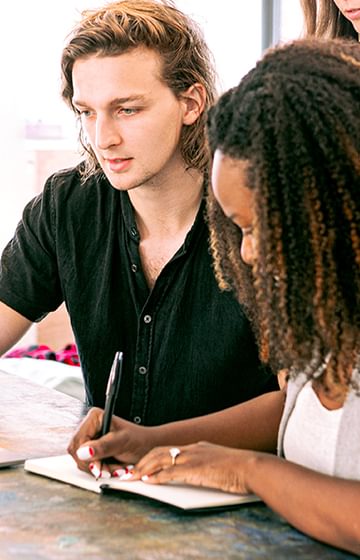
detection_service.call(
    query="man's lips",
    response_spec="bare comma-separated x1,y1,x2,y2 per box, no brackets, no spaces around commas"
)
105,157,132,173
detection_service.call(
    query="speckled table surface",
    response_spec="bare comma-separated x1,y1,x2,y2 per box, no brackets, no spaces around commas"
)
0,370,356,560
0,369,83,461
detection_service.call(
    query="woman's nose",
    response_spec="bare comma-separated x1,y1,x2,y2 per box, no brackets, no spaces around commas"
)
240,234,255,266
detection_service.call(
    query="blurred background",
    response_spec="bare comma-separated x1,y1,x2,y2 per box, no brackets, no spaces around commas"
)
0,0,303,348
0,0,304,251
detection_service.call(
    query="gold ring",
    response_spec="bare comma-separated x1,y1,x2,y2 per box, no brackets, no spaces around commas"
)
169,447,181,466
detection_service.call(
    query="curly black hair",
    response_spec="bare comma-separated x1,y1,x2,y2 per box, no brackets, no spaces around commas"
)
207,38,360,391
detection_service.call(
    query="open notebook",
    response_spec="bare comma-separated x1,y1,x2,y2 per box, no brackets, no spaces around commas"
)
24,454,260,512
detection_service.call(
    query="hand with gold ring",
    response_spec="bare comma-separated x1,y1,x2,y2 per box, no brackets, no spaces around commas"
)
132,441,255,496
169,447,181,466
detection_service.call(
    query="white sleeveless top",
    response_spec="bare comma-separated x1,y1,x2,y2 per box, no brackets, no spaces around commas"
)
283,380,344,475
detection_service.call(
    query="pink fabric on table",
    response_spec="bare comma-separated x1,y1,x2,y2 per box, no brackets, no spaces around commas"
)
5,343,80,367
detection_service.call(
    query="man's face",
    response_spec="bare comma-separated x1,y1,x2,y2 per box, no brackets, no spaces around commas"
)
72,47,190,191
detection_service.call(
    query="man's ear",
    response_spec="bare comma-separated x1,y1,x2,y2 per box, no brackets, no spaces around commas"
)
180,83,207,125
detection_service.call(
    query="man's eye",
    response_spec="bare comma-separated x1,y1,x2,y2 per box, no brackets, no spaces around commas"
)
120,108,137,115
76,109,92,117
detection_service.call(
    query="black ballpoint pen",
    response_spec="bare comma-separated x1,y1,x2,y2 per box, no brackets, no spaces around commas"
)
101,351,123,437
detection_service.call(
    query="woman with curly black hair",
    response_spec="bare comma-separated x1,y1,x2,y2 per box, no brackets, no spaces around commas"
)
132,38,360,554
301,0,360,39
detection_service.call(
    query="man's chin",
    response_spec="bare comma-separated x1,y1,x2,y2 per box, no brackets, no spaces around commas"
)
102,172,134,191
105,172,157,192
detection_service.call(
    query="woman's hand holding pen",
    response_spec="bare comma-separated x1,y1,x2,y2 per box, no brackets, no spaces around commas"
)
68,351,157,479
67,407,158,478
68,410,258,491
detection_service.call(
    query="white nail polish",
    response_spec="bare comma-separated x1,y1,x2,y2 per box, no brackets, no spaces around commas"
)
89,464,101,479
112,468,126,478
141,475,149,482
119,472,133,481
76,446,94,461
101,470,111,479
126,464,135,471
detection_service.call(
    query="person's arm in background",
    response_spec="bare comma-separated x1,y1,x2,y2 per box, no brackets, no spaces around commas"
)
0,301,32,355
68,388,285,467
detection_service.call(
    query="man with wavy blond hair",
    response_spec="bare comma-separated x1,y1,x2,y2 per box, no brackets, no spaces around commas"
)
0,1,277,434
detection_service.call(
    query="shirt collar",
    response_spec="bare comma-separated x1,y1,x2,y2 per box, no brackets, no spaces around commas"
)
119,182,207,249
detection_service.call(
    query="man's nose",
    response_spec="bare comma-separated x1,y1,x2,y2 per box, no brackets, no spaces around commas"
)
95,115,122,150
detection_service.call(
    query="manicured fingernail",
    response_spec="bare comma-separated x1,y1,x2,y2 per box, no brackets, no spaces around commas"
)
141,475,149,481
101,470,111,479
112,468,126,478
76,446,94,460
119,472,134,481
125,464,134,472
89,463,101,479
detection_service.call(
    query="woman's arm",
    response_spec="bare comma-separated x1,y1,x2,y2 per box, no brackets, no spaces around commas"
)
133,442,360,555
68,389,284,467
250,453,360,554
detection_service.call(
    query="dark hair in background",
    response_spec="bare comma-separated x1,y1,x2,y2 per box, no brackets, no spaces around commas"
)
207,38,360,389
61,0,217,180
301,0,358,40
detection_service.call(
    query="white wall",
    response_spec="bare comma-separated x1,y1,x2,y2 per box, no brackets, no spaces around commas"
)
280,0,304,41
0,1,102,252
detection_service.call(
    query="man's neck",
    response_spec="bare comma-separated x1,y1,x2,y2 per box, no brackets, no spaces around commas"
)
128,167,204,239
128,166,205,289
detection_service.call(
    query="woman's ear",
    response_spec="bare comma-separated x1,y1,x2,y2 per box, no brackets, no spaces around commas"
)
180,83,207,125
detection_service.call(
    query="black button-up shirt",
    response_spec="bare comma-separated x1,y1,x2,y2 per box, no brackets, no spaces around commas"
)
0,166,277,425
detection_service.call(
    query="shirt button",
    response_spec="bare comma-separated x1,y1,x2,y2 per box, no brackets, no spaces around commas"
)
144,314,152,324
138,366,147,375
133,416,142,424
131,263,138,272
130,226,138,237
